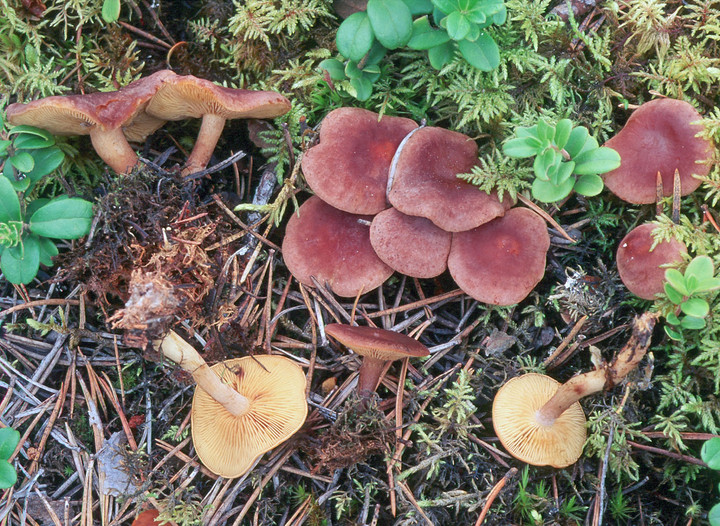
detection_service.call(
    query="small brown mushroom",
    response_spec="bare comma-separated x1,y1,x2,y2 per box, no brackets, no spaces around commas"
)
131,510,175,526
156,331,307,478
492,312,657,467
369,207,452,278
447,207,550,305
281,196,393,297
603,98,714,204
325,323,429,398
6,70,176,174
146,75,291,176
387,126,511,232
616,223,688,300
301,107,418,215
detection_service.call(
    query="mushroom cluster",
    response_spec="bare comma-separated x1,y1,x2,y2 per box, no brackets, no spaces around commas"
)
6,71,291,175
284,107,551,305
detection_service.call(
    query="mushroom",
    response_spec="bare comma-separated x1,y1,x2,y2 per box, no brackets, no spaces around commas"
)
447,207,550,305
131,510,175,526
387,126,511,232
492,312,657,467
281,196,393,297
616,223,688,300
602,98,714,204
325,323,429,398
156,330,307,478
369,207,452,278
145,75,291,176
301,107,418,215
6,70,176,174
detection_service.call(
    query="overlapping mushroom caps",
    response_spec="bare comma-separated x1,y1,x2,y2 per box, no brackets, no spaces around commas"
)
602,98,714,204
448,207,550,305
146,74,292,176
301,107,418,214
616,223,688,300
282,196,393,297
6,70,177,174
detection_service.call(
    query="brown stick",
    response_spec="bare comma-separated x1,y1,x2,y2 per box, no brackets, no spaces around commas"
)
474,467,518,526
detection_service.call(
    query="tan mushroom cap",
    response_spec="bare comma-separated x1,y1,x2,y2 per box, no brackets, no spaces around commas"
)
325,323,430,361
191,355,307,478
146,75,292,121
492,373,587,468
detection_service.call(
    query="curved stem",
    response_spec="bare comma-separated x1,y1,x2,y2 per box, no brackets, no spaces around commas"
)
357,357,387,398
182,113,226,177
157,330,250,417
535,369,606,426
90,127,139,174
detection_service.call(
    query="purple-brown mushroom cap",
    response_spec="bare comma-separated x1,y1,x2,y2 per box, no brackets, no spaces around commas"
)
388,126,510,232
369,207,452,279
616,223,688,300
301,108,418,215
448,207,550,305
603,98,714,204
282,196,393,297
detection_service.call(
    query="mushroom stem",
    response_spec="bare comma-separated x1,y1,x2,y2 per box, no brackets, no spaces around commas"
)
535,312,658,426
182,113,226,176
89,127,140,174
356,356,388,398
157,330,250,417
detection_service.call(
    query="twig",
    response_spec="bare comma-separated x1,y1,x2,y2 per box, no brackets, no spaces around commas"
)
474,467,518,526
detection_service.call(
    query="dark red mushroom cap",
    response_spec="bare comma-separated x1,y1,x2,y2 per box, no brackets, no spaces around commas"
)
301,108,418,215
448,207,550,305
616,223,688,300
603,98,714,204
281,196,393,297
388,126,510,232
369,207,452,279
325,323,430,362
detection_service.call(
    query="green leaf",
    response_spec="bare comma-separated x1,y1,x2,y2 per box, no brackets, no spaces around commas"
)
574,174,604,196
25,147,64,181
490,4,507,24
464,22,480,42
457,32,499,71
573,147,621,175
553,119,573,150
0,460,16,489
666,311,681,325
12,132,54,150
664,326,683,341
7,125,52,140
37,236,59,267
427,40,455,69
533,148,556,182
0,427,20,460
664,282,684,304
344,60,363,79
29,197,94,239
554,161,575,185
564,126,589,158
516,125,539,139
9,152,34,173
685,255,715,281
349,76,373,101
531,177,575,203
367,0,413,49
665,269,690,297
403,0,434,14
0,177,21,223
365,40,387,65
408,16,452,49
1,235,40,284
101,0,121,23
536,120,554,144
442,11,471,41
709,503,720,526
0,140,11,156
680,297,709,318
337,12,375,63
680,315,706,330
696,277,720,292
432,0,458,14
502,136,542,158
318,59,347,81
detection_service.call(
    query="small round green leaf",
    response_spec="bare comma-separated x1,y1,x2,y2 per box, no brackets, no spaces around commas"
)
101,0,121,23
531,177,575,203
367,0,413,49
0,460,17,489
427,40,455,69
664,282,684,304
442,11,471,41
702,437,720,469
554,160,576,185
403,0,433,15
564,126,589,158
38,236,59,267
349,76,373,101
573,146,621,175
29,197,94,239
665,268,690,297
457,33,499,71
318,59,347,81
1,236,40,284
9,152,34,173
663,326,682,341
685,255,715,282
0,177,21,223
553,119,573,150
12,132,54,150
0,428,20,460
680,297,709,318
709,503,720,526
408,16,452,50
25,147,65,181
7,125,53,140
574,173,604,196
680,315,706,330
502,136,542,158
337,12,375,63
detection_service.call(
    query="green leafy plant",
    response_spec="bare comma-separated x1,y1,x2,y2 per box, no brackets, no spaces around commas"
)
502,119,621,203
664,256,720,341
1,124,64,193
0,427,20,489
701,437,720,525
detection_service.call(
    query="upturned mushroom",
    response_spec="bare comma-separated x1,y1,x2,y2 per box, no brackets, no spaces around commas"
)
6,70,176,174
492,312,657,467
155,331,307,478
325,323,429,398
145,75,291,176
602,98,714,204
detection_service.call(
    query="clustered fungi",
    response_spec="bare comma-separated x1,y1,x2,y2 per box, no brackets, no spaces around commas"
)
6,71,291,176
283,107,551,306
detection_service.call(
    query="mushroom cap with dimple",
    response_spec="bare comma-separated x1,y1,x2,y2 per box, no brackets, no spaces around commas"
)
301,108,418,215
388,126,510,232
616,223,688,300
146,75,291,121
448,207,550,305
369,207,452,279
325,323,430,361
282,196,393,297
191,355,307,479
492,373,586,468
603,98,714,204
